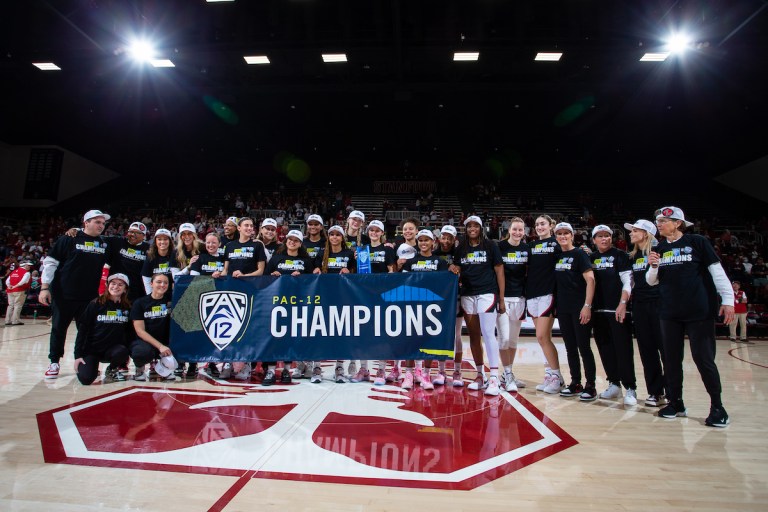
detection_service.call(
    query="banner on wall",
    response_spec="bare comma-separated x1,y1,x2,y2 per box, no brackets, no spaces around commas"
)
170,273,458,362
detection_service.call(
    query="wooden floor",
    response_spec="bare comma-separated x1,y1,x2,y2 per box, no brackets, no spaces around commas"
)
1,319,766,511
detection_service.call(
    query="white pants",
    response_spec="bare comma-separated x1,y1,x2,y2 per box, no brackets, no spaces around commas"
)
5,291,26,324
729,313,748,339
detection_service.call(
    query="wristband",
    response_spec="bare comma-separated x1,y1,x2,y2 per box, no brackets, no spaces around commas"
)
583,304,592,309
620,300,627,305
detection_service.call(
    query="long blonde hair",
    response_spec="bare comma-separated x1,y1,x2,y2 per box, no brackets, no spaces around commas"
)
176,230,202,268
629,230,654,258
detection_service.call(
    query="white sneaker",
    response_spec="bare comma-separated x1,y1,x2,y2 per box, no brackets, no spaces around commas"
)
335,366,347,383
468,374,488,391
291,363,304,379
485,375,501,396
599,383,622,399
235,364,252,380
302,362,314,379
452,369,465,387
45,362,60,379
310,366,323,384
347,362,357,378
432,371,446,386
220,363,233,379
401,371,414,389
624,388,638,406
542,374,564,394
373,369,386,386
535,372,552,391
504,371,518,393
134,365,147,382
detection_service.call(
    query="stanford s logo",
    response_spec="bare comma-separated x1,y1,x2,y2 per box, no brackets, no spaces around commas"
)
199,291,249,350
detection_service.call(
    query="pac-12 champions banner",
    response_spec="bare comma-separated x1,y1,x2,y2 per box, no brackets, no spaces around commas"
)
170,273,458,362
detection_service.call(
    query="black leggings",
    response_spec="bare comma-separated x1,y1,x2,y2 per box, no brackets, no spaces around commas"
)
593,312,636,390
49,298,90,362
557,311,596,384
77,345,130,385
659,317,722,406
632,300,666,396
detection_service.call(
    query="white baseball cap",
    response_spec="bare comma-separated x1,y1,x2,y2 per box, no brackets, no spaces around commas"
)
306,214,324,224
591,224,613,237
655,206,694,227
261,218,278,228
327,225,345,236
367,220,385,232
440,225,458,237
463,215,483,227
348,210,365,221
225,216,239,226
554,222,574,234
154,356,178,378
107,273,130,286
178,223,196,235
128,222,148,235
83,209,110,222
397,243,417,259
624,219,657,236
416,229,435,240
286,229,304,242
154,228,172,239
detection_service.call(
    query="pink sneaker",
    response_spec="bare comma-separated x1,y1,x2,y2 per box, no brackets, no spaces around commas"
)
452,369,464,387
385,367,401,382
432,371,446,386
414,368,425,384
350,367,370,383
422,375,434,390
402,371,414,389
373,369,386,386
484,375,501,396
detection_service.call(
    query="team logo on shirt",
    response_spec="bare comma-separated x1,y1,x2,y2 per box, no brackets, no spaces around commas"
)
306,247,321,259
555,257,574,270
277,260,307,272
410,259,440,271
659,247,693,265
144,304,168,319
230,247,255,259
155,262,169,274
119,247,146,261
199,291,251,350
531,242,555,254
370,250,387,263
201,261,224,273
97,309,130,323
592,256,614,269
327,256,351,269
461,251,487,264
633,257,648,271
76,241,107,254
503,251,528,264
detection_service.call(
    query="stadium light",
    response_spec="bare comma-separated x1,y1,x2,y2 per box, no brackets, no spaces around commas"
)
639,52,670,62
322,53,347,63
666,33,691,53
453,52,479,61
128,40,155,62
244,55,270,64
32,62,61,71
534,52,563,61
150,59,175,68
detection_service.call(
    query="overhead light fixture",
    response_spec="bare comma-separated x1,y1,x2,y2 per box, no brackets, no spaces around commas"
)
666,33,691,53
534,52,562,61
244,55,270,64
322,53,347,63
453,52,479,61
150,59,175,68
639,52,669,62
128,40,155,62
32,62,61,71
206,0,235,2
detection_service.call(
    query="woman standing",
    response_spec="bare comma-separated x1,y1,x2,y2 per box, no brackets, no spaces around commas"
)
527,215,565,394
303,214,327,266
433,224,465,387
175,223,204,273
256,218,281,262
141,228,178,301
647,206,734,427
189,233,225,276
589,224,638,406
129,273,176,381
624,219,667,407
496,217,529,392
73,273,132,385
553,222,598,401
345,210,371,250
453,215,505,396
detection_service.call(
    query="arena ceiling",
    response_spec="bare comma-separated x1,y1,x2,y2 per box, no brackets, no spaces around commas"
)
1,0,766,185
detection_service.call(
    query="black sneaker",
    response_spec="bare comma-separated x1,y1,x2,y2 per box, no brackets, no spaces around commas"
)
174,364,185,377
186,363,198,379
280,368,292,384
658,399,687,418
705,405,730,427
560,382,583,397
105,367,126,382
206,362,220,377
579,384,597,401
262,369,276,386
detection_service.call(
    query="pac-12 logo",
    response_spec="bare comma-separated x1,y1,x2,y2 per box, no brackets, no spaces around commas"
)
199,291,249,350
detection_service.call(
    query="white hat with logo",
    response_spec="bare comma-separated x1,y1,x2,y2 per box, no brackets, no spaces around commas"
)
128,222,148,235
348,210,365,221
154,228,172,239
286,230,304,242
554,222,574,234
261,218,278,228
416,229,435,240
178,223,196,235
83,209,110,222
107,273,130,286
463,215,483,227
655,206,694,227
440,225,458,237
397,243,417,260
624,219,657,236
225,216,239,226
591,224,613,237
327,225,345,236
154,356,178,378
367,220,385,232
306,214,324,224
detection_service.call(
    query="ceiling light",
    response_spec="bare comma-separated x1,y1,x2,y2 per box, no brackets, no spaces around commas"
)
206,0,235,2
128,40,155,62
453,52,479,61
534,52,562,61
150,59,175,68
244,55,270,64
322,53,347,63
666,33,691,53
32,62,61,71
639,52,669,62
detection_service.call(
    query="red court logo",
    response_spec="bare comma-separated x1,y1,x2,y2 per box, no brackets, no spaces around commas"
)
37,381,576,490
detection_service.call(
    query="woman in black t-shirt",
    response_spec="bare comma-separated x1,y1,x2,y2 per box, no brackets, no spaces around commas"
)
553,222,598,401
304,214,327,265
363,220,396,384
189,233,225,276
432,224,464,387
73,273,132,385
175,223,204,273
141,228,178,301
256,218,281,262
647,206,734,427
345,210,371,250
624,219,667,407
129,273,176,381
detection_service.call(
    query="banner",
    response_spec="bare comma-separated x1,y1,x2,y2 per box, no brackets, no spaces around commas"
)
170,273,458,362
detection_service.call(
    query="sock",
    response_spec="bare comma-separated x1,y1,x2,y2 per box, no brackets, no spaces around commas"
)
490,368,499,378
415,360,423,370
438,360,446,372
504,364,513,374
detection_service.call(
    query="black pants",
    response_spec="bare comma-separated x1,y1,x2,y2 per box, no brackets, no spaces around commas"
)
557,311,596,384
632,300,666,396
130,339,159,367
659,317,722,406
48,298,90,362
77,345,130,385
593,312,636,390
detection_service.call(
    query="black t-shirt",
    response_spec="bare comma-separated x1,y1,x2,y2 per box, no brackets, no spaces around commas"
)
262,240,281,262
345,233,371,251
554,248,593,314
433,246,457,266
178,241,205,268
629,252,659,303
304,237,326,264
369,244,397,273
591,247,631,310
498,240,528,298
655,233,721,321
74,299,130,358
190,252,225,276
48,232,110,301
526,236,560,298
218,234,237,256
324,248,357,274
130,294,171,342
108,237,150,301
141,251,178,302
455,239,503,296
402,253,449,272
224,240,267,275
266,253,316,275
